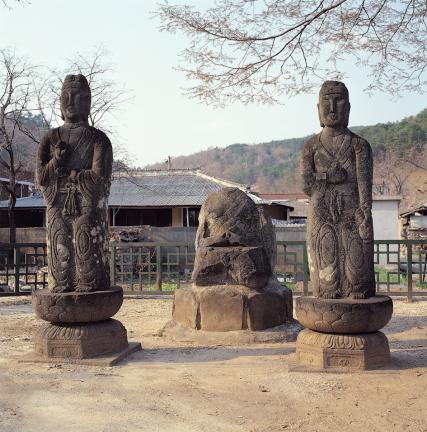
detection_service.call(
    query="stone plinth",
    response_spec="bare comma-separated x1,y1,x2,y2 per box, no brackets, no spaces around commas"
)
34,319,128,360
296,328,390,371
32,286,123,323
173,279,292,332
295,295,393,334
27,287,141,365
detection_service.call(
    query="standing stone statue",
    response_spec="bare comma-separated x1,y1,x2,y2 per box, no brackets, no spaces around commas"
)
301,80,375,299
27,75,140,364
172,188,293,333
295,81,393,371
36,74,112,293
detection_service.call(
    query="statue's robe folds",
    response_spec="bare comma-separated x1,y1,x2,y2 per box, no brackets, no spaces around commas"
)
36,126,113,292
301,130,375,299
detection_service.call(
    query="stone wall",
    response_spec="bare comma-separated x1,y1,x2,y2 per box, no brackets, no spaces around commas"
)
0,225,308,246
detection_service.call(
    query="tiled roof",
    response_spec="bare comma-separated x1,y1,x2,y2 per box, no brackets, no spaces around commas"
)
0,169,292,209
400,200,427,217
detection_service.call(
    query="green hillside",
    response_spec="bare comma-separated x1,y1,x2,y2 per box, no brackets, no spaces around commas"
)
146,108,427,194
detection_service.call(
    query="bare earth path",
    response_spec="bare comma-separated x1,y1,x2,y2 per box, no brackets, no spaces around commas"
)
0,296,426,432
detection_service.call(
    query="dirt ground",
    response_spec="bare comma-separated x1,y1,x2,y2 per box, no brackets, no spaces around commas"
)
0,295,426,432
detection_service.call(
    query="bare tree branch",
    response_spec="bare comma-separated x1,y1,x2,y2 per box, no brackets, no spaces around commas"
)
157,0,427,105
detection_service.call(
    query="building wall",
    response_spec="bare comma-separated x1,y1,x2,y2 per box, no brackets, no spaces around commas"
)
372,199,400,265
372,200,400,240
0,227,46,243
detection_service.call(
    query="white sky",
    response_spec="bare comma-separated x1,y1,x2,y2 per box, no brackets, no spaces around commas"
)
0,0,426,166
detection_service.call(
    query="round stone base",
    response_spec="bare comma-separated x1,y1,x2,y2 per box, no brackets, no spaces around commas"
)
295,295,393,334
32,286,123,323
296,329,390,371
34,319,128,360
173,278,293,331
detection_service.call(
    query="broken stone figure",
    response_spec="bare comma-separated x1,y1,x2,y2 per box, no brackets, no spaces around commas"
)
28,74,140,364
295,81,393,370
172,187,293,332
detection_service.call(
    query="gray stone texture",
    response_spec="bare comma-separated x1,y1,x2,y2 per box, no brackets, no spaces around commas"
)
301,81,375,300
33,286,123,323
174,187,293,332
34,319,128,360
295,81,393,371
36,74,112,294
295,295,393,334
173,279,292,332
296,329,390,371
31,75,138,363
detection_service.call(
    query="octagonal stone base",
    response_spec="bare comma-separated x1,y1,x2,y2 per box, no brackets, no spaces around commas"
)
173,278,292,331
34,319,130,360
295,295,393,334
32,286,123,323
296,329,390,371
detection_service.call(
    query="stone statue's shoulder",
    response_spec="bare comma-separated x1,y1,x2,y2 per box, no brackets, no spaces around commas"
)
89,126,112,147
302,134,319,152
41,127,60,143
349,130,372,153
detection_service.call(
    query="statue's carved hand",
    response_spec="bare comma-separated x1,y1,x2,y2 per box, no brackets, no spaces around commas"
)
355,207,372,241
54,140,69,165
327,162,347,184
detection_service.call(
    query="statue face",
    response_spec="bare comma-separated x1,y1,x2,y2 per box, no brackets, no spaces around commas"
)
60,86,90,123
318,91,349,128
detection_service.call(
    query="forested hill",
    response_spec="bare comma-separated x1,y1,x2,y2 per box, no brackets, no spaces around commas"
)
145,108,427,203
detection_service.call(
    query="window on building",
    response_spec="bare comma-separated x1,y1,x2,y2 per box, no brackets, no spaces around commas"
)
183,207,200,227
110,208,172,227
0,209,45,228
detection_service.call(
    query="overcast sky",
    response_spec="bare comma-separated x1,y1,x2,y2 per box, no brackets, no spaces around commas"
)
1,0,426,166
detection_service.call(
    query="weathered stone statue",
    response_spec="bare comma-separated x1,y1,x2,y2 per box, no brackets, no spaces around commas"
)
27,75,140,365
295,81,393,371
301,81,374,300
36,74,112,293
172,188,293,333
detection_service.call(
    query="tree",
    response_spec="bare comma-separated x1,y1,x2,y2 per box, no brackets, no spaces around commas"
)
0,46,132,243
158,0,427,105
0,49,38,243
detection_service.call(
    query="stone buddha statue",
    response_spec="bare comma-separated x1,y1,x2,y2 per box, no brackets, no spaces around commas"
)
36,74,113,293
301,81,375,299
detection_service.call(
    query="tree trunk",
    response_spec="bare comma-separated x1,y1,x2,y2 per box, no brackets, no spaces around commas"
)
8,202,16,244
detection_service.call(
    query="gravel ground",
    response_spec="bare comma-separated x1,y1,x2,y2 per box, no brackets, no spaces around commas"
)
0,295,426,432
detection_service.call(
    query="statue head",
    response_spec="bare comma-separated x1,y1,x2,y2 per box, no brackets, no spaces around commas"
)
60,74,91,123
317,81,350,128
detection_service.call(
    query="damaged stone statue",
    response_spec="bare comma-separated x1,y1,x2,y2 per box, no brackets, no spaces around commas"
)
26,74,140,365
171,187,293,334
295,81,393,371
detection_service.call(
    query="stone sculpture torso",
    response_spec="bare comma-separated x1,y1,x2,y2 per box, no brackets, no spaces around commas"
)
192,187,273,290
301,82,374,299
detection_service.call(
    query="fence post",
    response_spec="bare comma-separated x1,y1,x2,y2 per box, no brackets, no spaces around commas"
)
110,244,116,286
155,245,162,291
302,243,309,296
407,243,413,303
13,246,20,294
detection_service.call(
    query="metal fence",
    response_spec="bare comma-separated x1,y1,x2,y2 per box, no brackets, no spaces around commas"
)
0,240,426,301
